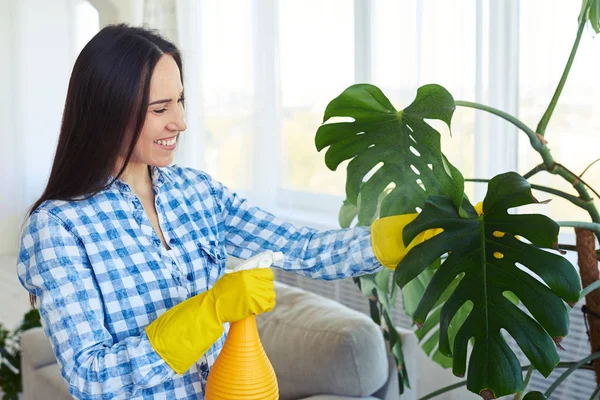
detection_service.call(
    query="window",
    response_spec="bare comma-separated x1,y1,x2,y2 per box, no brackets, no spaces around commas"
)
193,1,482,212
177,3,599,397
372,0,478,202
279,0,354,196
518,0,600,223
200,1,255,192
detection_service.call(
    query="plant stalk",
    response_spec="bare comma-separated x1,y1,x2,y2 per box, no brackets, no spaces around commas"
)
559,221,600,237
455,100,540,151
589,383,600,400
457,103,600,237
545,352,600,397
536,2,590,136
465,178,590,209
418,363,594,400
514,365,535,400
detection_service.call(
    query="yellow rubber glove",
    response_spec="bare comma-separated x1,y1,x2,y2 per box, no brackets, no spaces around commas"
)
371,213,443,270
145,268,275,375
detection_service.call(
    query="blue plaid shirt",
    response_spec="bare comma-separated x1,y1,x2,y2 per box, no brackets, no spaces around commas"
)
17,165,381,399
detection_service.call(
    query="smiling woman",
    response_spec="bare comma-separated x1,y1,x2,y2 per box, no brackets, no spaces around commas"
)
15,23,394,400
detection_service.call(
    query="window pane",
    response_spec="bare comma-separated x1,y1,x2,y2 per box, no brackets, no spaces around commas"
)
373,0,478,201
279,0,354,195
201,1,254,191
519,0,600,222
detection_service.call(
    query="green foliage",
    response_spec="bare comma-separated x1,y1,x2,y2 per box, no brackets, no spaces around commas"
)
522,391,547,400
0,309,41,400
579,0,600,33
403,260,471,369
396,172,582,397
316,83,465,226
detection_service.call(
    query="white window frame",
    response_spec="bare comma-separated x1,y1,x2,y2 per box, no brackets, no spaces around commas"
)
247,0,520,230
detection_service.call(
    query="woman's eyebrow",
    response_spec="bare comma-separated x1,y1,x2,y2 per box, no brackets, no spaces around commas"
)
148,91,184,106
148,98,172,106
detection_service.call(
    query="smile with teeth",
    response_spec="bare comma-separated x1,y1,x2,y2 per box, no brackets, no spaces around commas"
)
154,137,177,146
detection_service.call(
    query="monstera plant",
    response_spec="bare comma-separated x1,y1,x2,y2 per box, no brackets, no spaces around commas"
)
315,1,600,399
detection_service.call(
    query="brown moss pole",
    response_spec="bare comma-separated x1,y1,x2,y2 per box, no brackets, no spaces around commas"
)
576,228,600,383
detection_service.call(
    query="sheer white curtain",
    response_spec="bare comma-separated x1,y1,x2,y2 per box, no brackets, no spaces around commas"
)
0,0,76,256
143,0,178,45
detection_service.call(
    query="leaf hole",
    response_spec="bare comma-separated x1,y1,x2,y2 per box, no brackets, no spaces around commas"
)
416,206,422,213
324,116,355,124
502,291,520,306
410,165,420,175
515,262,548,287
416,179,426,191
427,163,433,170
363,162,384,182
408,134,417,143
409,146,421,157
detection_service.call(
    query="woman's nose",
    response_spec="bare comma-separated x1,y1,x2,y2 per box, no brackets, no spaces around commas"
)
167,109,187,132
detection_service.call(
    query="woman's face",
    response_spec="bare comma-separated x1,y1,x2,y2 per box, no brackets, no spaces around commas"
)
129,55,187,168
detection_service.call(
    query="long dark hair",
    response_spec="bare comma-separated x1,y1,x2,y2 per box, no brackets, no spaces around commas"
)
27,24,183,307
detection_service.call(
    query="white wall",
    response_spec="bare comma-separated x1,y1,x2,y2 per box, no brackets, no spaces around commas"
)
0,0,76,255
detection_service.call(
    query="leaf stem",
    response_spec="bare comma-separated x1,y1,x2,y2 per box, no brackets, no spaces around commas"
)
418,381,468,400
558,221,600,237
558,244,600,260
536,1,590,137
523,163,547,180
418,363,593,400
581,280,600,299
465,178,589,208
514,365,535,400
589,383,600,400
455,100,540,151
581,157,600,178
545,352,600,397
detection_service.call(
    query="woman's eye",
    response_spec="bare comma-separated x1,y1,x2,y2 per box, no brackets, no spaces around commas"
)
178,97,185,104
154,108,167,114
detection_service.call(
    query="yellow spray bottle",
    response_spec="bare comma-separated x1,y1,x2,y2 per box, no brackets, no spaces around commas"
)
205,251,283,400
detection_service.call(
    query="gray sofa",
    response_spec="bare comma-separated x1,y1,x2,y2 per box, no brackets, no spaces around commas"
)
21,281,401,400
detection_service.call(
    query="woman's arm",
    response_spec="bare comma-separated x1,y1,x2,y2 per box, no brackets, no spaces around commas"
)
195,170,382,279
17,210,175,399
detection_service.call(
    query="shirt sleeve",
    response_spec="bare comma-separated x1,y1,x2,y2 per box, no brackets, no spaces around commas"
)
16,210,176,399
200,172,383,280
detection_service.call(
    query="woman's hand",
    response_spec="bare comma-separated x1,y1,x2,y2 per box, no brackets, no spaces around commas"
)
212,268,276,323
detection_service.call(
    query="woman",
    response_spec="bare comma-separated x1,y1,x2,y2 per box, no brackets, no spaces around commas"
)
17,24,408,399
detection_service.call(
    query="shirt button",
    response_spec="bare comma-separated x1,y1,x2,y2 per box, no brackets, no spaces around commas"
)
187,273,193,281
169,238,178,245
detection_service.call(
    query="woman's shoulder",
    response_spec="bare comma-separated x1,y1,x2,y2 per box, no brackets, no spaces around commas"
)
29,190,117,231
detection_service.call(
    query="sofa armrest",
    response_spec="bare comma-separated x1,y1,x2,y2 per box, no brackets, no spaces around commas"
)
21,327,56,369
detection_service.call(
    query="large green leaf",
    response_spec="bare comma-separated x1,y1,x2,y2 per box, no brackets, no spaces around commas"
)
316,83,465,225
405,264,472,369
395,172,582,398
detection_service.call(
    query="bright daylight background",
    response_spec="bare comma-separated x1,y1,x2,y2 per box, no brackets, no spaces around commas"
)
0,1,599,399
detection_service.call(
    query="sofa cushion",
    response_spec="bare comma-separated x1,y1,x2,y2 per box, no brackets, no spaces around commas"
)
300,396,380,400
256,282,388,400
21,327,57,369
35,363,72,399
